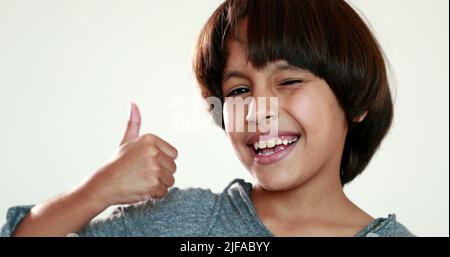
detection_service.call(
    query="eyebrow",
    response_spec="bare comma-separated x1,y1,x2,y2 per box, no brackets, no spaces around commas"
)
222,71,248,83
222,62,306,83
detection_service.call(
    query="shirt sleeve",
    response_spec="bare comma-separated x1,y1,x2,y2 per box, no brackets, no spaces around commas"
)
1,186,218,237
75,187,218,237
1,205,34,237
371,217,416,237
362,214,416,237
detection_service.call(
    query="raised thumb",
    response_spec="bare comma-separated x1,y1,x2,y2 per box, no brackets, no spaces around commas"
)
120,102,141,145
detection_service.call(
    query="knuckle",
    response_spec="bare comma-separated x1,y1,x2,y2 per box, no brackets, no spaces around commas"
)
151,176,161,187
151,165,163,173
143,172,159,187
146,146,159,158
141,133,156,144
144,155,157,168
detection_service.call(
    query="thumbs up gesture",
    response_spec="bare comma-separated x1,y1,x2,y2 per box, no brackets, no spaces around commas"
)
88,103,178,206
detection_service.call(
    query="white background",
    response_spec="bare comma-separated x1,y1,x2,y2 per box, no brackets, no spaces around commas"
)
0,0,448,236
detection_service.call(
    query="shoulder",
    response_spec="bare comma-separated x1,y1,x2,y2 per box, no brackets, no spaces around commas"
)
211,178,254,213
221,178,252,195
121,185,220,216
358,214,416,237
123,179,251,218
99,185,221,236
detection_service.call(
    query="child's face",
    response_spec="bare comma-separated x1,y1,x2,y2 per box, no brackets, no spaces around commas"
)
222,39,349,191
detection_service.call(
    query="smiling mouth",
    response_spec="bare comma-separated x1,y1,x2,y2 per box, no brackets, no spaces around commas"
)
247,134,300,165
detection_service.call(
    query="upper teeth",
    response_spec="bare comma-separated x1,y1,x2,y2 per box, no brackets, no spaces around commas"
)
253,136,298,150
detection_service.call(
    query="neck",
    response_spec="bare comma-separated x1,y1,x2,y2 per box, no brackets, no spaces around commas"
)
250,163,358,224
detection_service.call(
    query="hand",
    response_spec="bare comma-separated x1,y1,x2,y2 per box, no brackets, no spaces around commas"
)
88,103,178,206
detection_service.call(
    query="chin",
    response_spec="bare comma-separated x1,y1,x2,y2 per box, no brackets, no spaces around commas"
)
252,170,301,192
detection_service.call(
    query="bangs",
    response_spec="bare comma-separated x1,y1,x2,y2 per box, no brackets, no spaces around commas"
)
225,0,327,75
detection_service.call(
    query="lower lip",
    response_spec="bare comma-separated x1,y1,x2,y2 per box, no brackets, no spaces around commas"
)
250,139,299,165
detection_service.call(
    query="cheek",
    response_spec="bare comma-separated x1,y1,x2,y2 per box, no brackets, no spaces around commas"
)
223,100,251,133
284,90,323,133
223,101,233,132
284,87,347,141
223,101,241,133
226,131,252,167
226,132,240,149
223,100,246,132
223,103,247,150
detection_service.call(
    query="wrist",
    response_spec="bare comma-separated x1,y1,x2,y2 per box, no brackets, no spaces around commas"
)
73,175,111,213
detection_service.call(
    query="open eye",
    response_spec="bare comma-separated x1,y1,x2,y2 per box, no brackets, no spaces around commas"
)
279,79,303,86
226,87,250,97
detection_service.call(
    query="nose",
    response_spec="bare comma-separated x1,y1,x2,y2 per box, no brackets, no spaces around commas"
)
246,95,279,131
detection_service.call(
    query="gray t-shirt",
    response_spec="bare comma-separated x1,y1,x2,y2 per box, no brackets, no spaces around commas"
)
1,178,415,237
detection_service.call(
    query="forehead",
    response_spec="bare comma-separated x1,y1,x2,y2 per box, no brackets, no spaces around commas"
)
224,39,309,78
224,39,251,69
225,17,250,67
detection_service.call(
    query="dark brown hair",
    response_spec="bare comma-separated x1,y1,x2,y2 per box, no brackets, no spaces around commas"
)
193,0,393,186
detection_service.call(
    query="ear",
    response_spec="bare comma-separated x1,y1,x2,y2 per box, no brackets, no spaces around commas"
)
353,111,368,123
